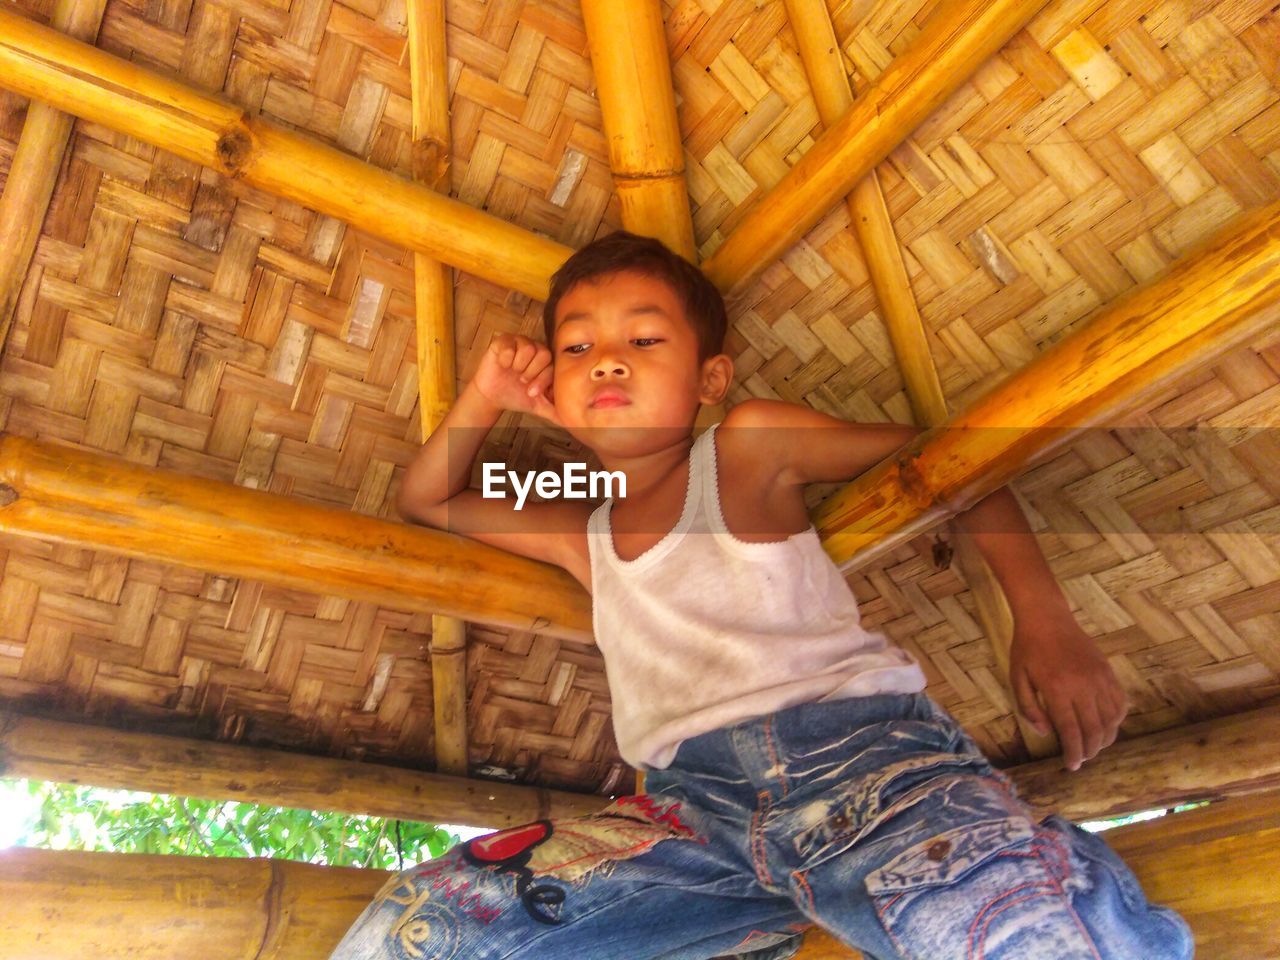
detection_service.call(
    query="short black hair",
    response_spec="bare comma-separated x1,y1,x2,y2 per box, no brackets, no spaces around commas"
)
543,231,727,365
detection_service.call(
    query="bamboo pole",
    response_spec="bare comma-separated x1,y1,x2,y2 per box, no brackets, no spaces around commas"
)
703,0,1051,297
0,710,603,826
784,0,1057,760
428,615,468,775
782,0,945,427
813,196,1280,570
0,6,570,301
579,0,713,793
405,0,469,779
0,434,592,641
579,0,696,262
4,792,1277,959
1007,702,1280,822
0,847,384,960
0,0,107,356
405,0,450,196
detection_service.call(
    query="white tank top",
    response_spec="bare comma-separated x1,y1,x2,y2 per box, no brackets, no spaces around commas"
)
586,422,928,770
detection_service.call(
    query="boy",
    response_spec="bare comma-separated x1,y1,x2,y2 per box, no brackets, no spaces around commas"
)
330,232,1192,959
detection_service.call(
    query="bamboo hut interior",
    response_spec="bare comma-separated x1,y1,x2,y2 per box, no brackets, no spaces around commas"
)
1,0,1279,956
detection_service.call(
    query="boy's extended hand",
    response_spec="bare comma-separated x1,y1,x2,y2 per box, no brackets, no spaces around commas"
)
1008,618,1129,771
472,333,562,426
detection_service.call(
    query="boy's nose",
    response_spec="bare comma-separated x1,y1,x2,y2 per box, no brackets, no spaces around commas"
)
590,358,629,379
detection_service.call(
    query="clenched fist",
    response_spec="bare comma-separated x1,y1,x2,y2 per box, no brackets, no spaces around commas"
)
472,333,561,426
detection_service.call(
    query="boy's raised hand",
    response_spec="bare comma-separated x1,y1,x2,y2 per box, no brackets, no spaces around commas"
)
1008,618,1129,772
472,333,561,426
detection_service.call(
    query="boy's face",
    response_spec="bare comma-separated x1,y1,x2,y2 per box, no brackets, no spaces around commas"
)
549,269,727,452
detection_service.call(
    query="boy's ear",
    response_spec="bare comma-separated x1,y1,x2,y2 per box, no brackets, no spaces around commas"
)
698,352,734,406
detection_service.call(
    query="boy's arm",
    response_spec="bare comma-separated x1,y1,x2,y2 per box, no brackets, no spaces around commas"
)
950,488,1127,770
398,336,591,577
727,398,1126,769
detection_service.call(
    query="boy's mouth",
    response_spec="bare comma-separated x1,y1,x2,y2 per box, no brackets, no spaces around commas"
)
590,388,631,408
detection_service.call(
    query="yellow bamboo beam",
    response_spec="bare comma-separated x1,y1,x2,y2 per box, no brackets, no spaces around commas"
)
783,0,943,428
0,6,570,301
579,0,696,262
1008,702,1280,823
428,615,468,776
0,710,603,826
0,434,592,641
0,847,384,960
703,0,1050,297
784,0,1056,760
405,0,468,779
0,0,107,356
813,197,1280,570
405,0,450,195
5,793,1276,959
579,1,710,794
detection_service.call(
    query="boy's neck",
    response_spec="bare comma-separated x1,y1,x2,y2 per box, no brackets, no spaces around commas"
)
592,430,698,504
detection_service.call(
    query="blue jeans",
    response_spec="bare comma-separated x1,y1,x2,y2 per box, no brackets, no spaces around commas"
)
328,694,1193,959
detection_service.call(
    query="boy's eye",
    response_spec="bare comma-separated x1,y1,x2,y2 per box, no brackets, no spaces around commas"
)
562,339,661,355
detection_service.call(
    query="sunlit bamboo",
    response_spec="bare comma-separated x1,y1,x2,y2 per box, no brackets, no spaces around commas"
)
0,6,570,300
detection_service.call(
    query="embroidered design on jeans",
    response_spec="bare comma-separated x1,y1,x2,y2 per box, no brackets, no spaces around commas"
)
410,857,505,924
460,795,705,924
371,873,467,959
462,820,566,924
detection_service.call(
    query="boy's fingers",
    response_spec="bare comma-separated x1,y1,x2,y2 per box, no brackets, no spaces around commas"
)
1049,697,1085,771
530,367,555,395
513,342,536,372
1012,667,1049,735
1100,708,1120,751
1076,696,1104,763
1101,688,1126,749
520,351,551,384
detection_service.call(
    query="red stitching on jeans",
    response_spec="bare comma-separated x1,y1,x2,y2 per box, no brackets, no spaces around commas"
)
966,879,1052,960
971,889,1058,960
873,893,912,958
1033,833,1103,960
792,870,816,913
763,715,788,799
751,790,776,886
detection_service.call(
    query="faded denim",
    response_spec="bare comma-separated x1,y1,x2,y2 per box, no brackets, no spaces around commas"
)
329,693,1194,960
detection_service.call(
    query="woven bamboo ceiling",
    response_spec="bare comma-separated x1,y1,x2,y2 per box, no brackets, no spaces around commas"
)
0,0,1278,799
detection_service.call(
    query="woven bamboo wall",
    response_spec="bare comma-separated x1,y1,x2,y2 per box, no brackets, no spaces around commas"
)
0,0,1277,793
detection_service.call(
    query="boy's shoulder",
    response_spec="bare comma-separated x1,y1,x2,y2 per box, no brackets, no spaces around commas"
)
721,397,829,431
717,398,818,485
719,399,923,489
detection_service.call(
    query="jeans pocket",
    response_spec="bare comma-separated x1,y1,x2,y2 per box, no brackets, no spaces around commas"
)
865,815,1104,960
791,751,993,867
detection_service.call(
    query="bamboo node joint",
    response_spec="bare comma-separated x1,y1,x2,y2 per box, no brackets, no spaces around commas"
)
895,456,934,509
215,129,253,174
